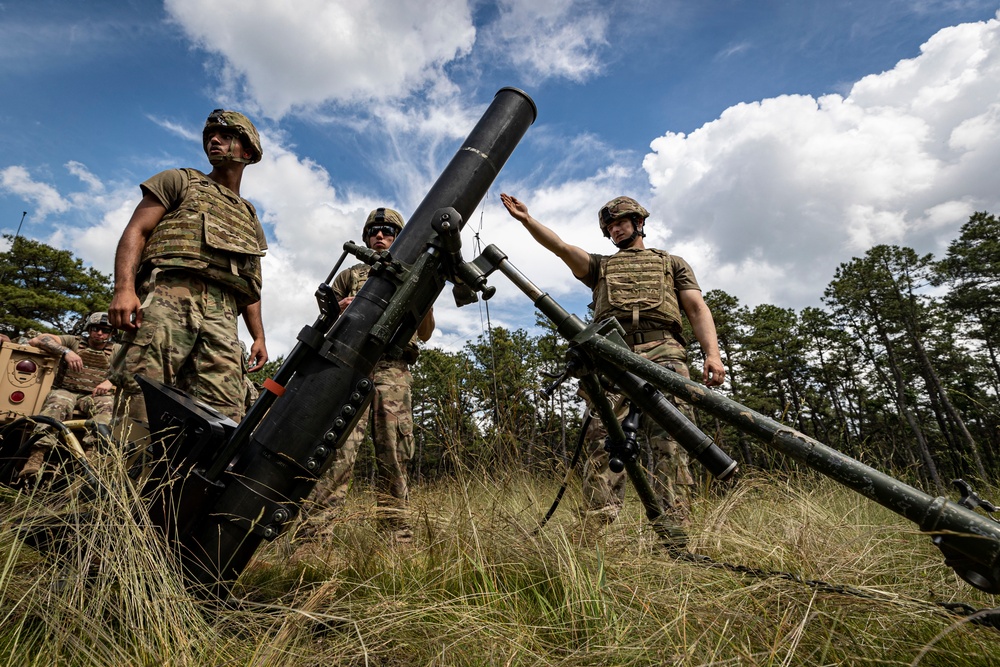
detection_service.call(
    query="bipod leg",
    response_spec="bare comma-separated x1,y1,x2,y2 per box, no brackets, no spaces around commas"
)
578,374,687,555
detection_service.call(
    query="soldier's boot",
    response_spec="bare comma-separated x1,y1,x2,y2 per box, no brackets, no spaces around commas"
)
649,494,691,557
575,503,620,546
659,484,693,526
653,520,689,557
649,510,690,557
375,501,412,544
295,508,339,541
590,503,621,524
18,446,48,479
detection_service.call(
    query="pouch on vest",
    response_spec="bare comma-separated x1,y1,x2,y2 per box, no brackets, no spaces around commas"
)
604,253,666,312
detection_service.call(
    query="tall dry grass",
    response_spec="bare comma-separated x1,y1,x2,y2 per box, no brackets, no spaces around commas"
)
1,455,998,666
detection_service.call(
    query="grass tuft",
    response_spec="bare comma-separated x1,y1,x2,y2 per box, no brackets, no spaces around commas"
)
0,461,998,665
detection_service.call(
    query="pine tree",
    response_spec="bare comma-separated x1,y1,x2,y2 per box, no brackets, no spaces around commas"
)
0,234,112,338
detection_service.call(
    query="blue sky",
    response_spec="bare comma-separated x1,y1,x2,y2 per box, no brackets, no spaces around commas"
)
2,1,1000,357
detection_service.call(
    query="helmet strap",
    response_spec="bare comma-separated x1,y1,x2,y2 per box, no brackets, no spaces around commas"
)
612,220,644,249
207,137,253,165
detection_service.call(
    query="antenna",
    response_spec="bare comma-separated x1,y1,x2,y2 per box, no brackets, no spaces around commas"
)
14,211,27,238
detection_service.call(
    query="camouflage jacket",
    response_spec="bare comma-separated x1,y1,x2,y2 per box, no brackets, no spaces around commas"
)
53,335,119,394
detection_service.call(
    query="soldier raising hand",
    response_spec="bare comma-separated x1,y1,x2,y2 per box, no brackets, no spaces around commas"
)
501,192,725,530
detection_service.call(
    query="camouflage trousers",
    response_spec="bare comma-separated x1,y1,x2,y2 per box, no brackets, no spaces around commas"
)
580,337,695,525
312,359,415,526
31,387,113,451
109,270,246,439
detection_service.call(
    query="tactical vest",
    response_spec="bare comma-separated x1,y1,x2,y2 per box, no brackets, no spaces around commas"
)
347,264,421,357
347,263,370,297
58,340,114,394
140,168,265,307
592,248,683,333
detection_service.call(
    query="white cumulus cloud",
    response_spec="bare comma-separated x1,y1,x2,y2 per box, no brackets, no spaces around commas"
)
643,14,1000,309
164,0,477,117
483,0,609,83
0,166,72,218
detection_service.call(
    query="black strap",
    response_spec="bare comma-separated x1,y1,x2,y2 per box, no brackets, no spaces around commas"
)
623,329,669,348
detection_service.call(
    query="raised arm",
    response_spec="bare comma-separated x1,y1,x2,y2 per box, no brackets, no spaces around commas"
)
500,193,591,279
109,194,167,331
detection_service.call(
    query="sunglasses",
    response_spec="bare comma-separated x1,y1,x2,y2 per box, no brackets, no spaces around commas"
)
91,326,113,334
368,225,397,238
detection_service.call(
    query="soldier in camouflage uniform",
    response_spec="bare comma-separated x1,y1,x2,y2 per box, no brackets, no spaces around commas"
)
108,110,269,433
501,193,726,529
19,312,120,478
308,208,435,541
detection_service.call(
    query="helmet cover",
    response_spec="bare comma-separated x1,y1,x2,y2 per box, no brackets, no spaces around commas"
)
598,196,650,237
203,109,262,165
363,207,405,238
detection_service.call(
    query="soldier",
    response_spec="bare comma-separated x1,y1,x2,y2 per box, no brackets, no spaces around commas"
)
19,312,119,477
501,193,726,529
108,109,269,433
309,208,435,541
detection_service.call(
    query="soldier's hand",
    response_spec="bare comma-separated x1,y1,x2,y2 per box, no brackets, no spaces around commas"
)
93,379,115,397
703,356,726,387
247,339,268,373
500,193,530,223
109,291,143,330
64,350,84,373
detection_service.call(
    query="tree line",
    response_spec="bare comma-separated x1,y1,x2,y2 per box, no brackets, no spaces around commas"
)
0,234,112,338
5,213,1000,492
354,211,1000,493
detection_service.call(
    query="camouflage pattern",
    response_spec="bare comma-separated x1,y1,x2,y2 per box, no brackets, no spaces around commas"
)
593,249,683,333
141,168,266,307
312,359,415,525
598,196,649,237
29,335,116,454
240,341,260,412
244,376,259,413
57,339,115,394
580,336,695,525
109,270,246,433
362,207,404,239
203,109,262,164
31,388,113,451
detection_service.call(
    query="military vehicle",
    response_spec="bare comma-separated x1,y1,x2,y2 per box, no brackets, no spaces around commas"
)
0,340,57,424
0,340,60,482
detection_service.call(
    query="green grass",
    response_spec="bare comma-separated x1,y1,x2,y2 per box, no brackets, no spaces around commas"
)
1,457,998,666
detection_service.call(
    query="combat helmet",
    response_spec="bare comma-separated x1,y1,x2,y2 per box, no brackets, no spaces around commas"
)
203,109,262,165
598,196,650,238
86,312,110,329
362,207,405,247
83,312,111,338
